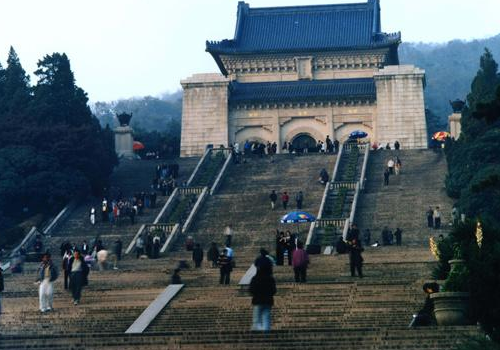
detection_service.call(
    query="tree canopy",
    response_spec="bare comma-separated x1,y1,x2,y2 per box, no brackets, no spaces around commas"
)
0,49,117,240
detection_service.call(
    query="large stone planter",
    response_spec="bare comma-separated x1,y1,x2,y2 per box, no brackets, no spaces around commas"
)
430,291,470,325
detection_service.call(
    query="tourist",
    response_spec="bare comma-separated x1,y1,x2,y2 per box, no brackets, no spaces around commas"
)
112,239,122,269
395,228,403,246
326,135,333,153
135,236,145,259
385,143,391,150
217,249,232,285
68,250,89,305
249,263,276,331
381,226,392,245
348,238,363,278
36,253,58,313
387,158,395,174
292,241,309,283
62,249,72,290
96,248,108,271
426,207,434,228
0,267,4,317
269,190,278,210
254,248,273,273
225,243,234,259
319,168,329,184
224,225,233,246
89,207,96,225
192,243,204,268
152,234,161,259
171,268,182,284
281,192,289,210
286,230,296,266
451,206,459,225
275,231,285,266
347,223,360,241
409,282,439,327
383,168,390,186
433,206,441,229
101,199,108,222
207,242,219,268
81,240,89,255
394,140,400,150
295,191,304,210
333,139,340,154
395,156,402,175
363,229,371,246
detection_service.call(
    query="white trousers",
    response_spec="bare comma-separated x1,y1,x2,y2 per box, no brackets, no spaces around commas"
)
39,279,53,311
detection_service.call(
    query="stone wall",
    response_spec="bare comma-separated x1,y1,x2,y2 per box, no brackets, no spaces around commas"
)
374,65,428,149
180,74,230,157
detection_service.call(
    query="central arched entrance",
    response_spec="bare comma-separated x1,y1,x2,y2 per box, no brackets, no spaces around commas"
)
291,134,317,152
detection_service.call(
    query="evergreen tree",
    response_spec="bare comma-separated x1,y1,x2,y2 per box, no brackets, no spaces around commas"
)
0,47,31,119
33,53,92,126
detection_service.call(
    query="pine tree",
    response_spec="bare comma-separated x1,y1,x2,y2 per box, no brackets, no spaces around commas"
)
33,53,92,126
0,47,31,119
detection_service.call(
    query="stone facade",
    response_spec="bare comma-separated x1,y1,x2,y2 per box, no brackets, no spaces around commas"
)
180,1,428,156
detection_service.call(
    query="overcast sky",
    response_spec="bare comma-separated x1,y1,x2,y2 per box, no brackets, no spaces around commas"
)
0,0,499,102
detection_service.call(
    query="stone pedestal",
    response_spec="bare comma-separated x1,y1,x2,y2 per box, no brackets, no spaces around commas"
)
115,126,134,159
449,113,461,139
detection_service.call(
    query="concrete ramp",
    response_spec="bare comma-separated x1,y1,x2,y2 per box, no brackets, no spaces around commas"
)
125,284,184,334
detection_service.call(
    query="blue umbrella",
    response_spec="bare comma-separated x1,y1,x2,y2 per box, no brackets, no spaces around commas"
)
281,211,316,223
349,130,368,139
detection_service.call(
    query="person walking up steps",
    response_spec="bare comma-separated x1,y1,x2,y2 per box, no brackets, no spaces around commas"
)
207,242,219,268
269,190,277,210
426,207,434,228
282,192,289,210
348,238,364,278
292,241,309,283
218,249,232,285
249,263,276,332
224,225,233,246
295,191,304,210
433,207,441,229
192,243,204,268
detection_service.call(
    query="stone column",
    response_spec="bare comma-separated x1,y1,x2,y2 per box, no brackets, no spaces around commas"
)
374,65,428,149
114,126,134,159
180,73,230,157
449,113,461,139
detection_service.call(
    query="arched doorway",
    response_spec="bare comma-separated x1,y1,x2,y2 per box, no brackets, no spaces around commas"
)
291,134,317,152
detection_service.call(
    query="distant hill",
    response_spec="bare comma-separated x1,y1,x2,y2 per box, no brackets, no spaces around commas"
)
399,34,500,127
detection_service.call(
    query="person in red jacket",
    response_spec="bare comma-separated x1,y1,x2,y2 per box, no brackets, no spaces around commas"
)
281,192,289,210
292,241,309,283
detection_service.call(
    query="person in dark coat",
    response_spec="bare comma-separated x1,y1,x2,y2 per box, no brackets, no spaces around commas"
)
275,231,285,266
207,242,219,268
409,283,439,327
68,250,90,305
269,190,278,210
348,238,363,278
384,168,390,186
394,228,403,246
254,248,273,274
171,268,182,284
347,223,360,241
426,207,434,228
192,244,204,268
249,265,276,331
217,249,232,285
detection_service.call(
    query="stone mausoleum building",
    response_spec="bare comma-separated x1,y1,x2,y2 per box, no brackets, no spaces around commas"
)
180,0,428,156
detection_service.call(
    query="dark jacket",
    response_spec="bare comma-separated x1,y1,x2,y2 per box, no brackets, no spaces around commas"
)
37,262,59,282
207,246,219,262
68,256,90,286
217,254,232,272
249,273,276,306
192,247,204,262
254,255,273,273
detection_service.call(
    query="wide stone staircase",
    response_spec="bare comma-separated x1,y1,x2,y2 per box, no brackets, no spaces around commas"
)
0,150,480,350
355,149,453,245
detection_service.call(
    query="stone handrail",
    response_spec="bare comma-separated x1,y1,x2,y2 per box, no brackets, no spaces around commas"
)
125,224,146,254
316,218,345,228
9,226,39,258
330,181,357,190
210,151,233,195
178,186,205,195
42,200,78,236
359,144,370,190
153,188,179,224
349,182,360,224
186,148,211,186
160,223,180,253
342,218,350,240
182,186,209,233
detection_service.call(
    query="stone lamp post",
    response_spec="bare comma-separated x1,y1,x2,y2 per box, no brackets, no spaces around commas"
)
449,99,465,139
114,112,135,159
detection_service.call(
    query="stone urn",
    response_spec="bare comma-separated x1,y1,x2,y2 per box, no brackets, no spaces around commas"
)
430,259,470,326
117,112,133,127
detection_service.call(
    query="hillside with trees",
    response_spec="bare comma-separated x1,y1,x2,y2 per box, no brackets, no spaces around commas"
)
399,34,500,132
0,48,117,247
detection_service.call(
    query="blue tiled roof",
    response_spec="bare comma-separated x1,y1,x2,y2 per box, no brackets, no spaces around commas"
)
207,0,400,56
229,78,376,105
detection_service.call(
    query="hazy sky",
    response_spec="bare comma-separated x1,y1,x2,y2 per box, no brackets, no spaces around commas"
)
0,0,499,102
